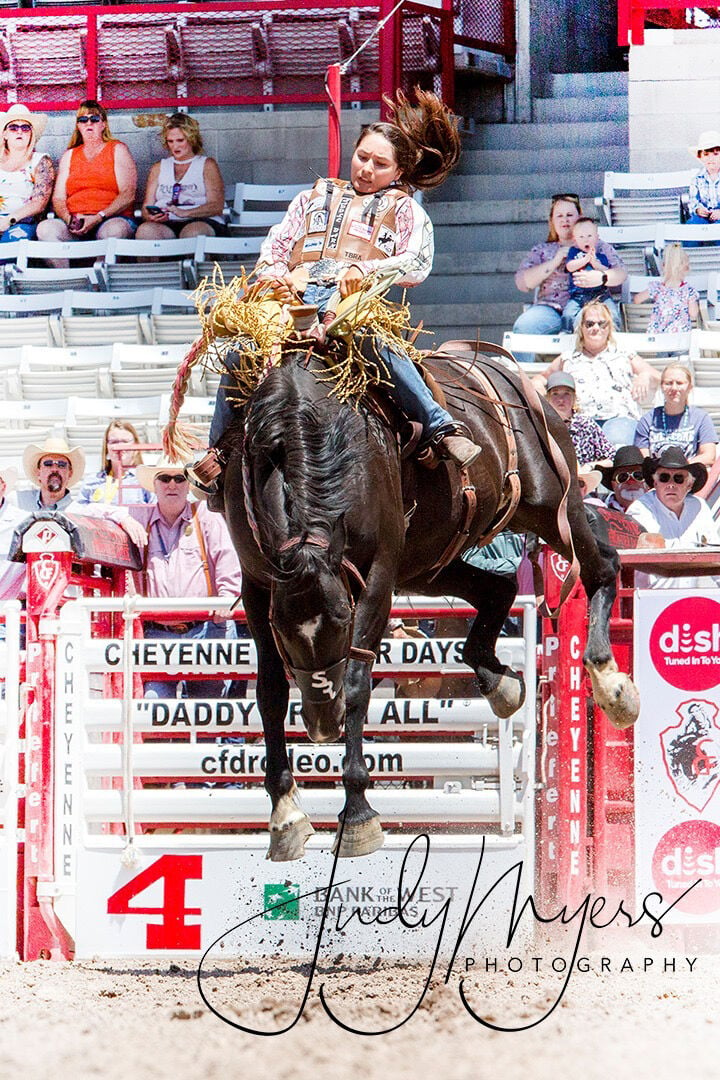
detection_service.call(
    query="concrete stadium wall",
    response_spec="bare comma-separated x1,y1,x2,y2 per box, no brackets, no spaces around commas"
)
36,106,376,204
629,28,720,172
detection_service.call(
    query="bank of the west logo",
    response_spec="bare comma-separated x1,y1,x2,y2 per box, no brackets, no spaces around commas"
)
264,883,300,920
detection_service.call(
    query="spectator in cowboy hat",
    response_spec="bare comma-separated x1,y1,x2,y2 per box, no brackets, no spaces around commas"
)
687,129,720,229
626,446,720,588
108,457,243,699
0,465,26,603
17,435,86,512
577,463,604,505
599,445,648,513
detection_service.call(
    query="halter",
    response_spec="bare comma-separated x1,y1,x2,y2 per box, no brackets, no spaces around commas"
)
269,534,376,704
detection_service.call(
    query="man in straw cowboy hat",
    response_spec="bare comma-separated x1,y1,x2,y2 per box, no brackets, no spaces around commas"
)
626,446,720,589
17,435,85,512
687,130,720,233
107,457,242,699
0,103,53,243
0,464,26,602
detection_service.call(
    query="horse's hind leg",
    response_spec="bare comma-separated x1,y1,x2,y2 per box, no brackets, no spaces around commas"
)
423,559,525,719
243,577,314,860
541,504,640,730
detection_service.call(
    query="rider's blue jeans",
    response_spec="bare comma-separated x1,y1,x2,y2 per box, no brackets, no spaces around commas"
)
208,282,455,446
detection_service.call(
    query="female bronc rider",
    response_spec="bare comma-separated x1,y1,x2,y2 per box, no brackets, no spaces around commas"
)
188,89,482,494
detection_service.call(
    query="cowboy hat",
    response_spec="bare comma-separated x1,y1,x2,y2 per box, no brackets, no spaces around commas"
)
577,463,601,494
599,445,645,489
643,446,708,494
0,464,17,490
689,130,720,158
0,103,48,141
546,371,576,393
136,456,189,494
23,436,85,486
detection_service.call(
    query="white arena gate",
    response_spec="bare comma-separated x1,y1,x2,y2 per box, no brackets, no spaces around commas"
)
5,513,538,961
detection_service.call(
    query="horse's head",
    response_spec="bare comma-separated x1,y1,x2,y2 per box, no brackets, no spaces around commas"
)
271,518,363,744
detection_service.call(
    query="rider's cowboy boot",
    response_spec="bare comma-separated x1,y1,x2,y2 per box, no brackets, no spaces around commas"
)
185,447,226,495
439,435,482,469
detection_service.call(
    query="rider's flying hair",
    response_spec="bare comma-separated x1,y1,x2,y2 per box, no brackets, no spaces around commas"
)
358,88,461,192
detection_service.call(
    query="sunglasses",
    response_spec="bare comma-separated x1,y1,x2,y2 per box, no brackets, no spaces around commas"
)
6,122,32,133
583,320,609,329
41,458,69,469
77,115,103,125
156,473,187,485
655,471,689,485
614,469,644,484
700,147,720,155
551,192,580,203
169,181,182,207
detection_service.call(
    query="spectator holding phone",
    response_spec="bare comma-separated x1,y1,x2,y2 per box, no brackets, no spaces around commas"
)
137,113,226,241
37,100,137,246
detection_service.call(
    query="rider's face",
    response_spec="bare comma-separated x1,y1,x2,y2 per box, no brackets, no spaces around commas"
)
351,133,401,196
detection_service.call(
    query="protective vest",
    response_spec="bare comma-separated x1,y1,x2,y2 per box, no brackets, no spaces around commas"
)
289,178,405,269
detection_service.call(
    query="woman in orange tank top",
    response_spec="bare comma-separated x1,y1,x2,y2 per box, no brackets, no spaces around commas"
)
37,99,137,245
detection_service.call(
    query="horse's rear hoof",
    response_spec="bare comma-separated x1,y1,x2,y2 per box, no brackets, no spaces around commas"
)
332,815,384,858
485,667,525,719
266,817,315,862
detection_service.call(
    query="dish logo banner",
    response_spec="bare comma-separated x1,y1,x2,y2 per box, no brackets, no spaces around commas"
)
649,596,720,692
636,591,720,924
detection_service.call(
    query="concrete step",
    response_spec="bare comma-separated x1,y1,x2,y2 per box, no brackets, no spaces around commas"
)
431,251,527,274
412,272,521,305
549,71,628,99
532,95,628,124
429,199,550,252
455,144,628,177
410,303,522,348
439,170,606,201
464,119,628,150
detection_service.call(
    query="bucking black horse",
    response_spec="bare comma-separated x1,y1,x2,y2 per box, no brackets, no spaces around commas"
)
203,342,639,861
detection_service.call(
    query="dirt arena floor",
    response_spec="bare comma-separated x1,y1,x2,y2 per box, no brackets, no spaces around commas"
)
1,946,718,1080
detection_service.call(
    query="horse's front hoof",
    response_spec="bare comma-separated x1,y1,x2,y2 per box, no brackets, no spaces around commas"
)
332,815,384,858
266,817,315,862
585,660,640,730
485,667,526,719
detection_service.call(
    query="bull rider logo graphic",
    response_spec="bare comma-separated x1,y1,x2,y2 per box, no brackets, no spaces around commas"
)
660,699,720,812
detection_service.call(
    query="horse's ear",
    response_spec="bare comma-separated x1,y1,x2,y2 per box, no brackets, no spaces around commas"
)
327,513,346,572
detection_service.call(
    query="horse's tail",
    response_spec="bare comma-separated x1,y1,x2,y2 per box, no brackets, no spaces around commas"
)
162,336,207,462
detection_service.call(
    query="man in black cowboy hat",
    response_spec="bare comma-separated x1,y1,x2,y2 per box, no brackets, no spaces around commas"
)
599,445,648,513
626,446,720,588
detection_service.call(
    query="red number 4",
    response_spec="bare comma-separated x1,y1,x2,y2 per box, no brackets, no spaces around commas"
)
107,855,203,949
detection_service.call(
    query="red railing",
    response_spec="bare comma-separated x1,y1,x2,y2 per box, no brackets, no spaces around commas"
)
0,0,516,115
618,1,720,44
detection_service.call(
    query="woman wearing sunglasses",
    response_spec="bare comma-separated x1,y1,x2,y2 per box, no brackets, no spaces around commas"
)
534,300,659,447
626,446,720,588
0,103,53,243
511,194,626,355
37,99,137,244
137,113,226,240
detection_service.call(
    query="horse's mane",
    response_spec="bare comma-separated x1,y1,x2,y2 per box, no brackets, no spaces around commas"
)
244,360,373,573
